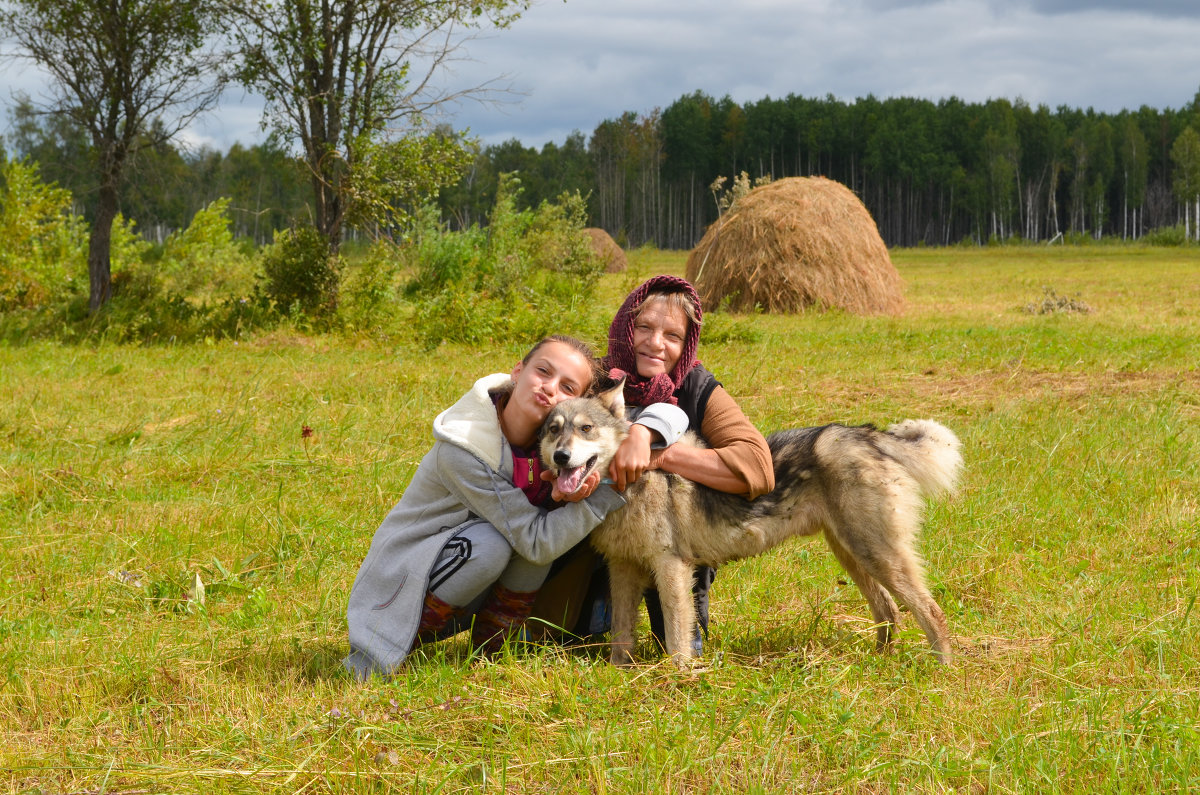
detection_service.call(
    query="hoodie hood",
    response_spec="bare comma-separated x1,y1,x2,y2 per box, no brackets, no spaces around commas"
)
432,373,512,471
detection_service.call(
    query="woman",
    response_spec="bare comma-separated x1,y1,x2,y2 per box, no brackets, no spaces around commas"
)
606,275,774,498
344,335,685,679
533,276,774,652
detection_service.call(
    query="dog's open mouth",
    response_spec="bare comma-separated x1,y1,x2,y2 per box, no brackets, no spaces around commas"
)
555,454,599,495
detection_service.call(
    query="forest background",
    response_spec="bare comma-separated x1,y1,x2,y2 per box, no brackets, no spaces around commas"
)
7,89,1200,252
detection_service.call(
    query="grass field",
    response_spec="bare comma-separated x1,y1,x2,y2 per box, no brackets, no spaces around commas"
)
2,245,1198,792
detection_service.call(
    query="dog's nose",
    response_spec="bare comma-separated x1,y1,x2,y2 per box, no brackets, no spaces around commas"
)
553,449,571,466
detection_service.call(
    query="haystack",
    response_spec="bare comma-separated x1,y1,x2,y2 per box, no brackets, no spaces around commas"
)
584,227,627,273
685,177,904,315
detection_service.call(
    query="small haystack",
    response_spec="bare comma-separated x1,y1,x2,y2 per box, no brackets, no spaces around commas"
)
584,227,628,273
685,177,904,315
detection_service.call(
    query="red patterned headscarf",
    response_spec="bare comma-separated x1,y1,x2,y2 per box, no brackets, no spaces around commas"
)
603,275,703,406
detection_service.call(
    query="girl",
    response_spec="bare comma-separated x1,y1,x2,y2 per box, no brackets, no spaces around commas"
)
344,335,685,679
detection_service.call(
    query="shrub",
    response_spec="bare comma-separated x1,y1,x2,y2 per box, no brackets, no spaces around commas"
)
0,173,278,343
0,158,86,308
1140,224,1188,247
516,189,601,302
110,213,154,274
260,224,340,316
338,240,406,331
403,174,604,348
404,203,488,295
159,198,257,299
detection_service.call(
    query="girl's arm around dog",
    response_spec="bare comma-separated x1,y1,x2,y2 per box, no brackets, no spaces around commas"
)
433,442,626,566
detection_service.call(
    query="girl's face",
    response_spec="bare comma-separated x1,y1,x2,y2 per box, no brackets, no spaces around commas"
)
632,298,689,378
509,340,593,421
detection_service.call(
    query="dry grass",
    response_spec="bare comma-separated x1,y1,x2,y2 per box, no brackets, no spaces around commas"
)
685,177,904,315
584,227,628,273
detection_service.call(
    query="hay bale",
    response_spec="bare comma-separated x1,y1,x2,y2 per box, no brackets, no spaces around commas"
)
584,227,627,273
685,177,904,315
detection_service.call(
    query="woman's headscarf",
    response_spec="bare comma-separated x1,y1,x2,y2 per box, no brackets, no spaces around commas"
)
604,275,703,406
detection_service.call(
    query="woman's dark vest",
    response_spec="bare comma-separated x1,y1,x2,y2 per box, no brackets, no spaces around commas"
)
675,364,721,436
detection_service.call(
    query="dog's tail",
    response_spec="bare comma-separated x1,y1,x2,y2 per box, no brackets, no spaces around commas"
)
882,419,963,499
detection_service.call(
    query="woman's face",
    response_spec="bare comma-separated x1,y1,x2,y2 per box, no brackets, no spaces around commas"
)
632,298,689,378
509,340,593,421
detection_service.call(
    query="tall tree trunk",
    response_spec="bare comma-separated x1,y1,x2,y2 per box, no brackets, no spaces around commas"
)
1122,188,1128,241
88,182,120,313
312,167,344,254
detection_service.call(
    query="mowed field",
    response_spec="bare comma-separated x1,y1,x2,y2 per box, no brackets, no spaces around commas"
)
2,245,1198,792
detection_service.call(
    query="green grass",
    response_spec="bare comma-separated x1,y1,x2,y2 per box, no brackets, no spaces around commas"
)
2,245,1199,792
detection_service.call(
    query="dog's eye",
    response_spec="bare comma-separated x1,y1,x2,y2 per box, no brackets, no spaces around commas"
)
580,424,593,433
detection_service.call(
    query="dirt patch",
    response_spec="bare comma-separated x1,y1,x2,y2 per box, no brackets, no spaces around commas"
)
934,366,1191,402
821,367,1199,412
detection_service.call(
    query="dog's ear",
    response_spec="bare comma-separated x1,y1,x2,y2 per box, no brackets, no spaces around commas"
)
595,377,626,419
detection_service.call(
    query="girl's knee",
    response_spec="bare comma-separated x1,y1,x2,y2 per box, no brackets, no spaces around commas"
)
430,523,513,604
498,557,552,592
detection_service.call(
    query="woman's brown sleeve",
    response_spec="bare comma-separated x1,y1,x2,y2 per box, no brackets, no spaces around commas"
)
698,386,775,499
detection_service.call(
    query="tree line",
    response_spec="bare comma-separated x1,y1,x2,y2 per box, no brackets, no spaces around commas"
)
7,42,1200,264
18,88,1199,253
446,91,1200,249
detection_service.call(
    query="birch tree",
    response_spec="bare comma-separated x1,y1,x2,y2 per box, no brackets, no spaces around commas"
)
1118,117,1149,240
1170,126,1200,241
220,0,526,252
1,0,223,312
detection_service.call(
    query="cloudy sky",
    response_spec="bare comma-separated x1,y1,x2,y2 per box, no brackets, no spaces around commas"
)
4,0,1200,152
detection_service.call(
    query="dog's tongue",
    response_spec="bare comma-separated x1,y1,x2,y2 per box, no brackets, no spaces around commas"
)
556,466,585,494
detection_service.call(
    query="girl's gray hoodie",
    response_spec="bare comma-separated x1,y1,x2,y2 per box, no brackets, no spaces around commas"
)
343,373,629,679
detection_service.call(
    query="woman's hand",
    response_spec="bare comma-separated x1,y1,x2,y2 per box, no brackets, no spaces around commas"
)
608,424,655,492
543,468,602,502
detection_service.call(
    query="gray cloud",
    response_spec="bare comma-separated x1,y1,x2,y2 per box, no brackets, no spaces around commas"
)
443,0,1200,147
4,0,1198,152
1028,0,1200,17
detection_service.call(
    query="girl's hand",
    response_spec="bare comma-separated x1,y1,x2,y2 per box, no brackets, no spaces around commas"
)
543,468,602,502
608,424,654,492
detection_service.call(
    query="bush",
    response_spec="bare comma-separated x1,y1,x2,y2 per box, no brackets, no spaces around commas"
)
338,240,406,331
0,158,86,308
0,176,301,343
404,174,604,348
110,213,154,274
260,224,340,316
0,280,274,345
1140,224,1189,246
404,203,488,295
159,198,257,299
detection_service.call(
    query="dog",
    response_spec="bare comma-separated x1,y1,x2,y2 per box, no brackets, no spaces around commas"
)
540,380,963,667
